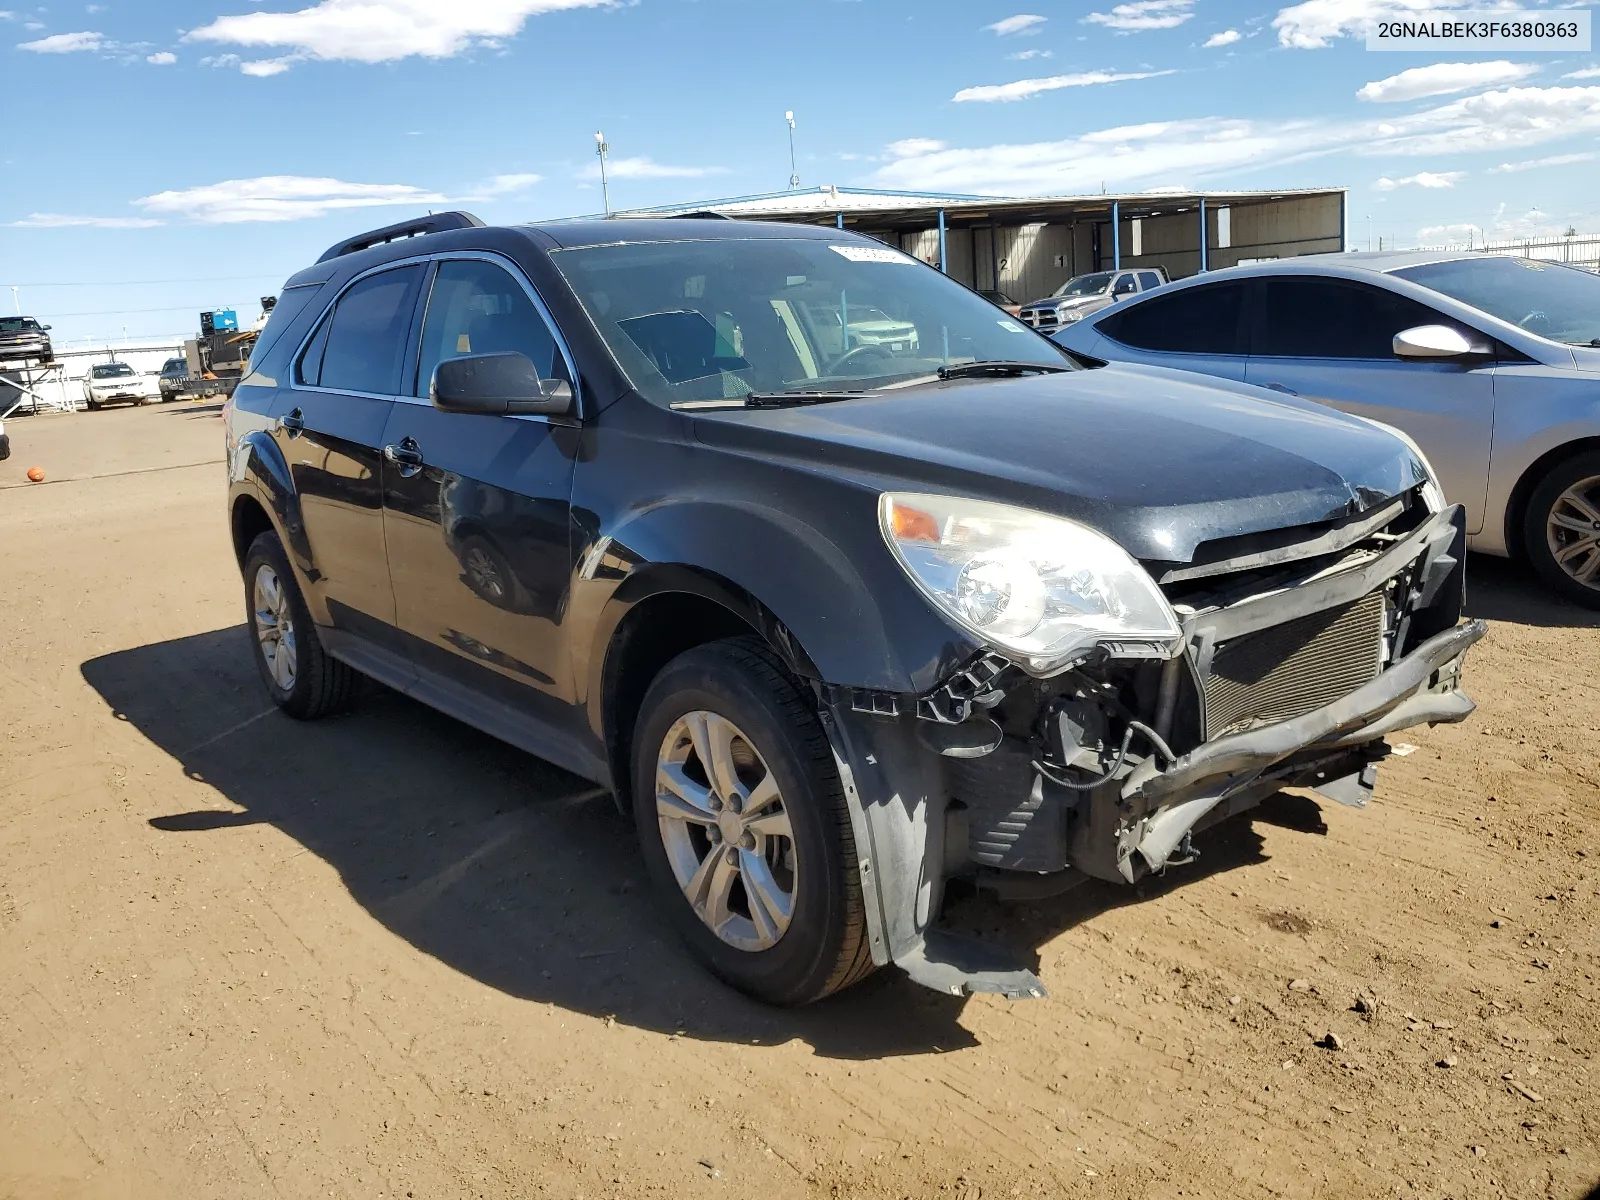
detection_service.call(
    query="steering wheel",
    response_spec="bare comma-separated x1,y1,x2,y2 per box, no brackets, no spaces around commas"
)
1518,310,1552,334
831,343,892,373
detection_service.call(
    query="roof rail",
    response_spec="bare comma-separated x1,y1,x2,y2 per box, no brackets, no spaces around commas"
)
315,211,485,264
667,210,732,220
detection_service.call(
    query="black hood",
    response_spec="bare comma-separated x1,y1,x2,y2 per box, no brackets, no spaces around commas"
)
691,363,1430,564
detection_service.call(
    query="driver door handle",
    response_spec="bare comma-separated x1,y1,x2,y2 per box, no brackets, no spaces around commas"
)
383,437,424,477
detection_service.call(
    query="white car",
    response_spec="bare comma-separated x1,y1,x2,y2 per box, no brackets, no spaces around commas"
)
82,361,156,409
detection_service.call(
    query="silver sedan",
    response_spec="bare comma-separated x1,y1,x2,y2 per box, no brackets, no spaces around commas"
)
1052,252,1600,607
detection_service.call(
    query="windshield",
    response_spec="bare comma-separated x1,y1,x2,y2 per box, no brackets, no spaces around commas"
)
1053,272,1113,299
0,317,40,332
91,363,136,378
163,358,186,372
1391,257,1600,346
551,237,1069,405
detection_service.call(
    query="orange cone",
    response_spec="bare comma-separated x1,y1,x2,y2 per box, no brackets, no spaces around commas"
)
26,466,45,483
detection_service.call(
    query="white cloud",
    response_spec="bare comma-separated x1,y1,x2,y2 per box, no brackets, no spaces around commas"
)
188,0,614,67
953,69,1175,103
1563,66,1600,80
870,84,1600,194
1489,150,1597,172
6,213,164,228
1203,28,1241,46
1272,0,1438,48
985,13,1046,35
1085,0,1195,32
1357,61,1538,103
581,157,725,181
18,29,104,52
885,138,947,157
146,50,176,64
240,57,295,76
1373,170,1465,189
1009,47,1054,59
476,172,542,194
135,175,450,223
1417,222,1482,243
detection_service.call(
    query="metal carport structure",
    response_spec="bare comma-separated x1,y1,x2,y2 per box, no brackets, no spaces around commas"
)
609,185,1347,304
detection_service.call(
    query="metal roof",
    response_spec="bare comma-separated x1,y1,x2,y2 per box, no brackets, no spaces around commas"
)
582,184,1347,231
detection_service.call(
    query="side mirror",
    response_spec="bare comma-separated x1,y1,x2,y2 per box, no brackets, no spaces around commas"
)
1393,324,1489,361
42,325,52,331
431,352,572,416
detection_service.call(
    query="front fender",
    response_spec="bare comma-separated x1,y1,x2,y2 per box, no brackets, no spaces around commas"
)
573,494,978,697
229,429,325,622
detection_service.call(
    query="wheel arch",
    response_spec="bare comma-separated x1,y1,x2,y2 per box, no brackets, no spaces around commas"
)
591,566,822,815
1504,436,1600,559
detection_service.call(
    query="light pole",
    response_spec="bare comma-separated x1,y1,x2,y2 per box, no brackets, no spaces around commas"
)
785,111,799,189
10,286,19,316
594,131,611,216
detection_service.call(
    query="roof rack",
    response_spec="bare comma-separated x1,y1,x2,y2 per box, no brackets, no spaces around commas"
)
316,211,485,264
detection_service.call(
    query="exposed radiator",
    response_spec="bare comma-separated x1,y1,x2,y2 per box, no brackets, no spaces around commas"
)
1202,591,1385,739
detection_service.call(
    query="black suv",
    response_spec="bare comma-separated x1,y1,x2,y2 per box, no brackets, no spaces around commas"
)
158,356,191,402
226,212,1484,1005
0,316,53,365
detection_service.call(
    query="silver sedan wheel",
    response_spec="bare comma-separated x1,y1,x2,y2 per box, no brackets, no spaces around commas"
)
655,711,797,952
1547,474,1600,591
252,563,298,692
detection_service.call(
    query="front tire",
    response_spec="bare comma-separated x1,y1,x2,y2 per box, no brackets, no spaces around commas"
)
1523,450,1600,609
242,531,358,718
631,638,874,1005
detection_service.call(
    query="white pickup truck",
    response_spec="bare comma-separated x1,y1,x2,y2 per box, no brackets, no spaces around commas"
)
82,361,157,410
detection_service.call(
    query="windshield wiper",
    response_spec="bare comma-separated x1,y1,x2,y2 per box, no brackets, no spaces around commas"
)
671,390,875,411
741,390,876,408
936,360,1072,381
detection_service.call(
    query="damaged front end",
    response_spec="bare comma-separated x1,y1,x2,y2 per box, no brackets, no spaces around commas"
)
819,489,1484,1000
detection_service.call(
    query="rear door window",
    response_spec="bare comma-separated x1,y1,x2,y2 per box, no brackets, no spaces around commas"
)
413,259,569,398
301,264,425,394
1096,281,1249,354
1253,277,1445,359
1137,271,1163,291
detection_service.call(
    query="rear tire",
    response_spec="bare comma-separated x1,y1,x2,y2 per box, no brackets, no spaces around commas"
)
631,637,874,1006
1523,450,1600,610
243,530,358,718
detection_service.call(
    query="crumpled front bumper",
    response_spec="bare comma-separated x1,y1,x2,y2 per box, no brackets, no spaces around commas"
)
819,502,1482,1001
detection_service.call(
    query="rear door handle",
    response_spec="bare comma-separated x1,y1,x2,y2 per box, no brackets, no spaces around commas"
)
281,407,304,436
383,437,424,478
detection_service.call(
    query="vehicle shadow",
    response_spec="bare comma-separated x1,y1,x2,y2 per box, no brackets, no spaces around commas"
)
84,627,1282,1058
1465,553,1600,630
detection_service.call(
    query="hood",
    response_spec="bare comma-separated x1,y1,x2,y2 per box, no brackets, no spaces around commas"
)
691,363,1430,564
1025,293,1107,310
1570,344,1600,374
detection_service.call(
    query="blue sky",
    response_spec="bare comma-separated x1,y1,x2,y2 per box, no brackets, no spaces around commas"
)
2,0,1597,346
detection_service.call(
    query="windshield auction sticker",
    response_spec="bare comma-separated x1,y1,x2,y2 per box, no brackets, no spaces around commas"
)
1367,9,1590,49
829,245,917,265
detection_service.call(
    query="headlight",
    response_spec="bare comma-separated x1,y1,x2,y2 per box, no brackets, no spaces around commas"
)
1347,415,1445,513
880,493,1182,676
1057,310,1083,323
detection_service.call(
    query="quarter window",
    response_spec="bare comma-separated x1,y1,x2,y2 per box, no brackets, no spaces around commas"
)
300,264,425,394
1096,281,1249,355
414,259,568,398
1253,277,1446,359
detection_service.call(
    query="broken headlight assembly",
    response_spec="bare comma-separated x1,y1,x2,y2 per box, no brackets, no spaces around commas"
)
879,492,1182,676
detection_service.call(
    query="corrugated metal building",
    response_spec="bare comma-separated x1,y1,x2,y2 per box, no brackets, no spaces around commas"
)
611,185,1347,303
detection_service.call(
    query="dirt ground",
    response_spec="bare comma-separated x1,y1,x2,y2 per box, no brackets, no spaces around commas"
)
1,402,1597,1200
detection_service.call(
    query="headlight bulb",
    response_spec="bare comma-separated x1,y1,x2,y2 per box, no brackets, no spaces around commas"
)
956,555,1047,636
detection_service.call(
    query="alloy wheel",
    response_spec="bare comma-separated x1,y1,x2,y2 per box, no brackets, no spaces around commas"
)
655,711,797,952
1547,474,1600,592
253,563,298,691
